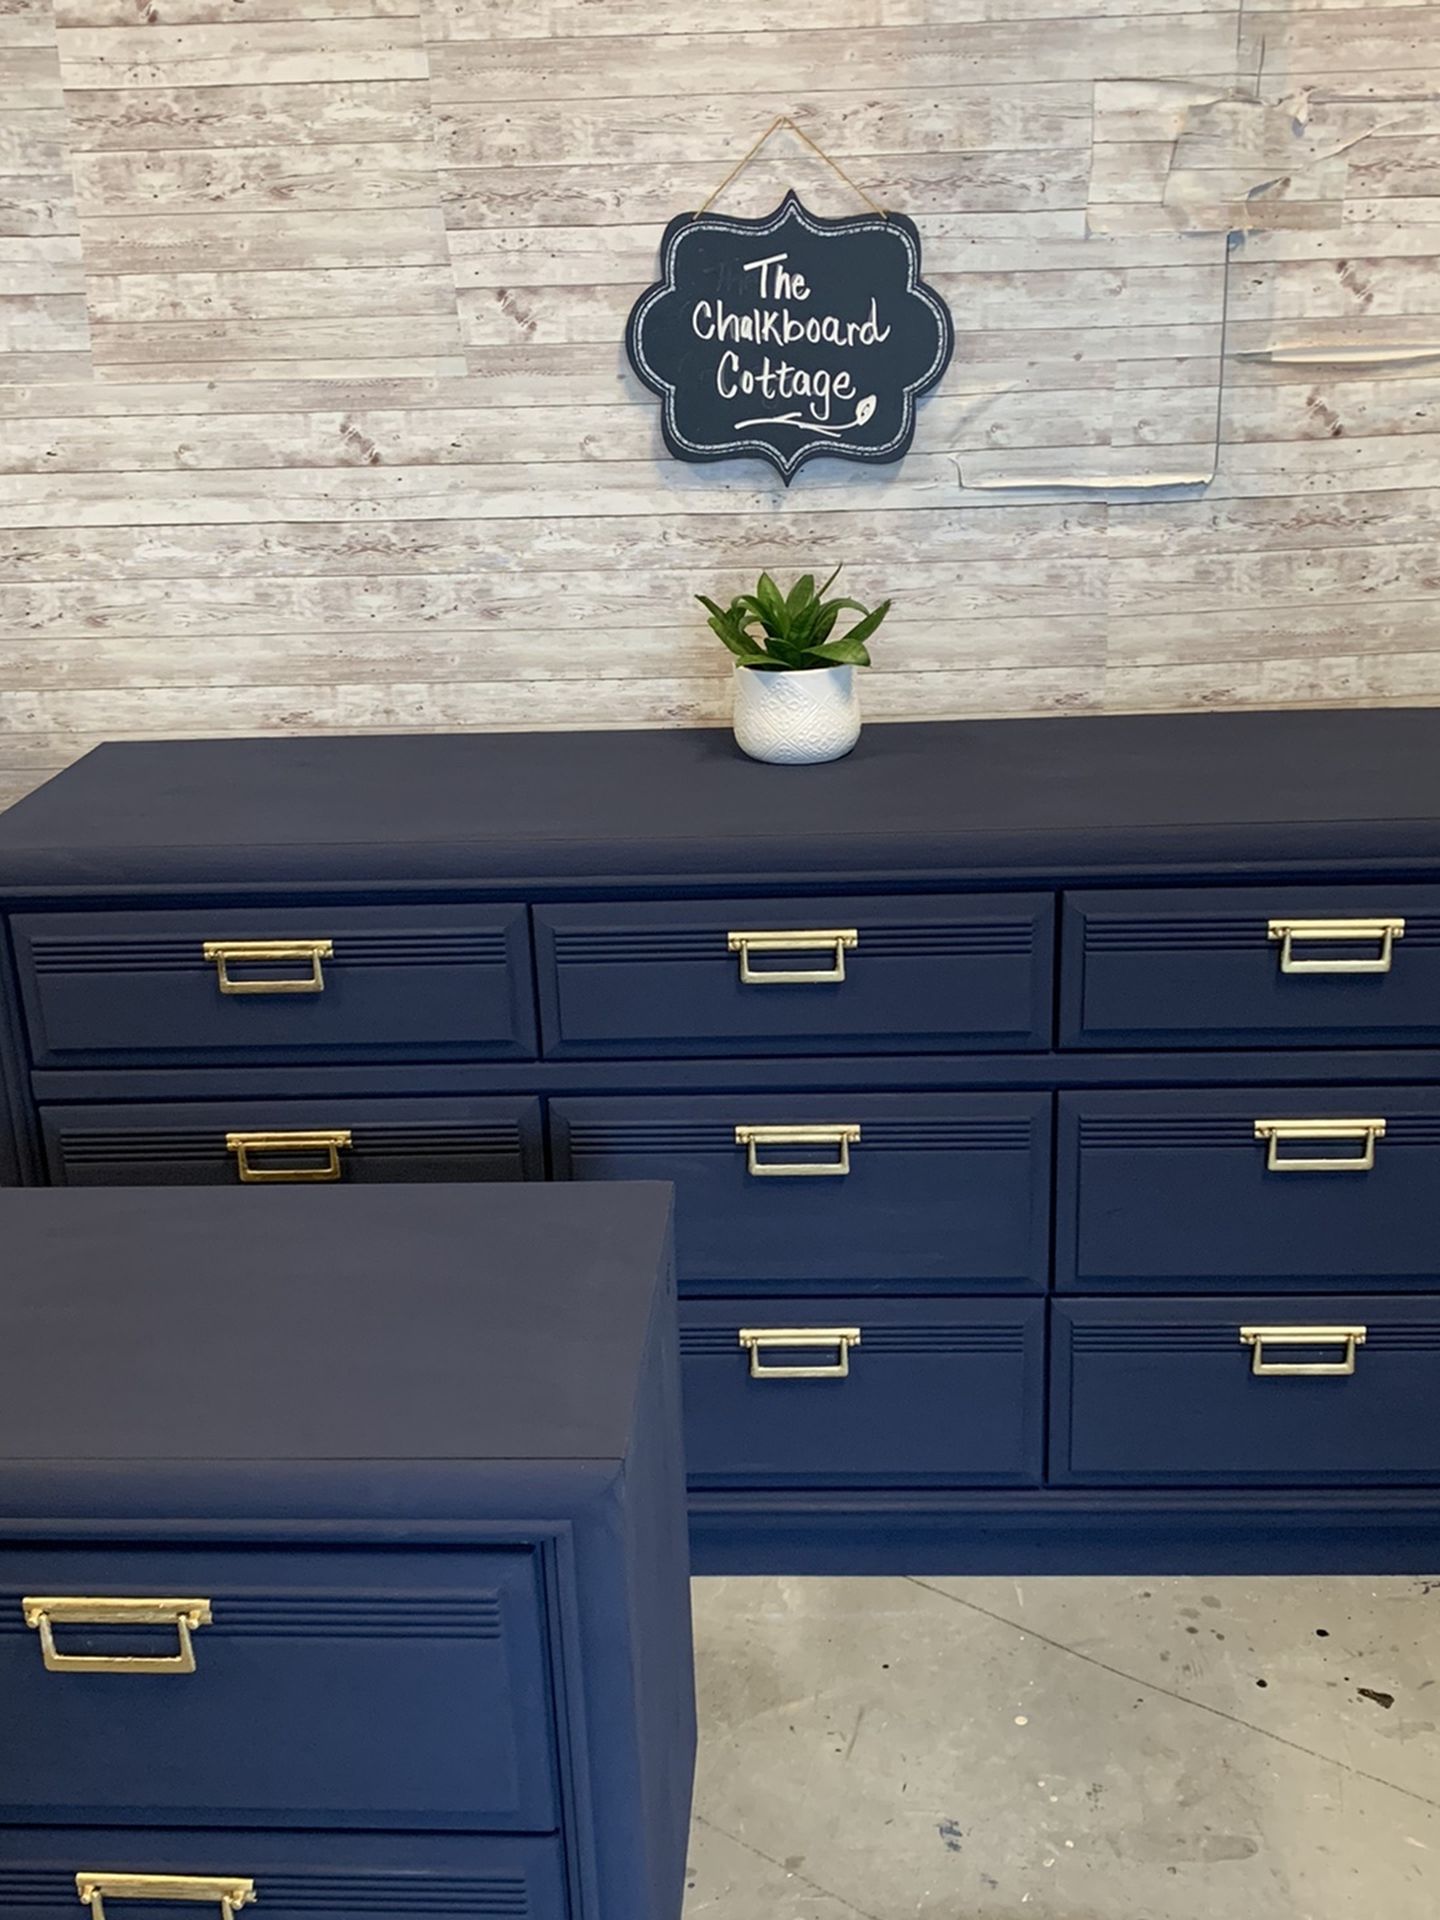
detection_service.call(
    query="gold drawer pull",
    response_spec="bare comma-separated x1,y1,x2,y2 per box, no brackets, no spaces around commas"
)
22,1597,211,1674
226,1129,351,1183
1240,1325,1367,1377
77,1875,255,1919
1254,1117,1385,1173
735,1123,860,1176
203,938,333,994
1268,917,1404,973
738,1327,862,1379
727,928,857,984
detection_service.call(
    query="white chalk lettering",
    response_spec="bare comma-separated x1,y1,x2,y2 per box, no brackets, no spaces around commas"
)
689,247,896,433
742,253,810,302
858,297,891,346
715,353,864,421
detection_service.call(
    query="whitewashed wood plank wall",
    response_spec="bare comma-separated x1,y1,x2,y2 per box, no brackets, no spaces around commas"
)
2,0,1439,808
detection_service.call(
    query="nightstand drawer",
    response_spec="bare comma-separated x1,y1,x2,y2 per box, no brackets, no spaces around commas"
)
41,1097,543,1187
681,1296,1044,1487
535,893,1053,1057
0,1546,557,1831
1052,1296,1440,1485
1062,885,1440,1048
0,1829,568,1920
551,1093,1051,1291
12,905,536,1068
1058,1087,1440,1292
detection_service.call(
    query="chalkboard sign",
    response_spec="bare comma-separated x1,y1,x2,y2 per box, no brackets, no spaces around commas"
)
626,191,953,482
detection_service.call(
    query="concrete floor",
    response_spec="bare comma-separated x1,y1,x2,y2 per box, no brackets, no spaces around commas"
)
685,1574,1440,1919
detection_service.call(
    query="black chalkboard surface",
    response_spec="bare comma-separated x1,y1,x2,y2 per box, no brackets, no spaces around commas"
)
626,191,953,482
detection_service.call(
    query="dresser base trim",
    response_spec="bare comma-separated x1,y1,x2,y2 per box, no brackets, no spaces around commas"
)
688,1489,1440,1575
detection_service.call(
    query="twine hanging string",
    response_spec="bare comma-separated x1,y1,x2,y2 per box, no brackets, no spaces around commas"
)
695,114,887,219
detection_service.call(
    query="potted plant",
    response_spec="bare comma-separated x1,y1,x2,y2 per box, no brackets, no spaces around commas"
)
697,568,891,765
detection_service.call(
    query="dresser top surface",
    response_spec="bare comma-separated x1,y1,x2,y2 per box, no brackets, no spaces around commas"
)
3,708,1440,888
0,1183,673,1471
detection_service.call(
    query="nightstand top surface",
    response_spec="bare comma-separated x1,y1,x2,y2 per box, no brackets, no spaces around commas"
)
0,1182,673,1470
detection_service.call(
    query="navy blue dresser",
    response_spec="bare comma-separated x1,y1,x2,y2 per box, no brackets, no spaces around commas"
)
0,1182,693,1920
2,710,1440,1573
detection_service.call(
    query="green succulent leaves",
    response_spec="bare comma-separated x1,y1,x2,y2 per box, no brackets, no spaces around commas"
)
697,566,891,671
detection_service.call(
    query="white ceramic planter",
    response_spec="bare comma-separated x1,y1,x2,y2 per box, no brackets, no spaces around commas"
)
732,664,861,766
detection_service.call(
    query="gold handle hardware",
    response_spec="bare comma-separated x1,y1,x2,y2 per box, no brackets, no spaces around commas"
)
203,938,333,994
1268,918,1404,974
76,1874,255,1920
1239,1325,1367,1377
226,1129,351,1183
727,928,857,984
22,1597,212,1674
1254,1117,1386,1173
738,1327,862,1380
735,1123,860,1177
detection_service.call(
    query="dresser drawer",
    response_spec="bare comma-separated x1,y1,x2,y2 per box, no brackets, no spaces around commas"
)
41,1097,543,1187
1053,1296,1440,1485
534,893,1054,1057
681,1296,1044,1487
551,1093,1051,1291
1058,1087,1440,1292
1061,885,1440,1048
0,1829,568,1920
12,905,536,1068
0,1545,556,1830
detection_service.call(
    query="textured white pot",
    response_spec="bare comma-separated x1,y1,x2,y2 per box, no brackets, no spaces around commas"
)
732,664,862,766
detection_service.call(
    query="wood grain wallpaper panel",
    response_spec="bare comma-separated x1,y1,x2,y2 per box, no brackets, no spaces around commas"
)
1,0,1439,809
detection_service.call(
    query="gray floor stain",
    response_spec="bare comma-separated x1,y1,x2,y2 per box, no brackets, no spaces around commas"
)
684,1573,1440,1920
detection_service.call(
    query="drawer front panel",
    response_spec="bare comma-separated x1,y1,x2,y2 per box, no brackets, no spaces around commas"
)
535,893,1054,1057
1062,885,1440,1048
551,1093,1051,1291
0,1829,567,1920
41,1097,544,1188
1053,1296,1440,1485
13,905,536,1068
0,1546,556,1830
1059,1087,1440,1292
682,1296,1044,1487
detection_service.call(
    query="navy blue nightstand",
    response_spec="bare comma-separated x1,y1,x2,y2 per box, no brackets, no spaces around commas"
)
0,1183,694,1920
